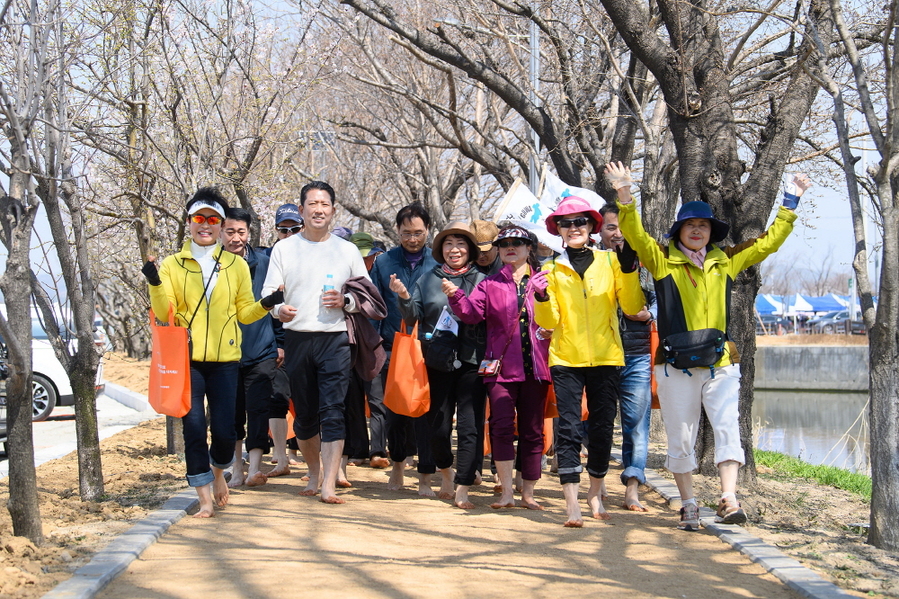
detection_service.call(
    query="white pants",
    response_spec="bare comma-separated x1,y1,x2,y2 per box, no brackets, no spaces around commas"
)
654,364,745,474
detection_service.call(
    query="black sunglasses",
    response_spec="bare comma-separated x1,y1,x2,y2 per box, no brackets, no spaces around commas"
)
557,216,592,229
497,239,529,248
277,226,302,234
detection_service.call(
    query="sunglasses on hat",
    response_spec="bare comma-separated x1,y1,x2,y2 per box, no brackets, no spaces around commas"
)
190,214,223,226
557,216,592,229
497,239,529,248
277,226,302,235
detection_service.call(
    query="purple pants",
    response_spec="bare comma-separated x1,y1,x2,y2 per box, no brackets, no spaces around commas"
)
487,378,549,481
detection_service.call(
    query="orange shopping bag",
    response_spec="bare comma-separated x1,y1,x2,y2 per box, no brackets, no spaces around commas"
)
383,321,430,418
650,320,660,409
544,384,558,418
148,309,191,418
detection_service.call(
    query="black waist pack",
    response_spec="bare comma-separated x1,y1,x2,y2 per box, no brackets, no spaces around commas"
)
424,329,461,372
662,328,726,370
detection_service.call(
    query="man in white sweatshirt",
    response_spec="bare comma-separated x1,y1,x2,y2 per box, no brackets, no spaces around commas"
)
262,181,369,504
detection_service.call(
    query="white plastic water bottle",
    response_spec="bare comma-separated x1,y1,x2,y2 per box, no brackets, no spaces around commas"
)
323,273,334,292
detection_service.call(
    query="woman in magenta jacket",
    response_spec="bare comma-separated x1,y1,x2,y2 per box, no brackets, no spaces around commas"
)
444,225,551,510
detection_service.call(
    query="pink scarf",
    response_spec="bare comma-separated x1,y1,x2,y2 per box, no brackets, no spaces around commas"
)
442,263,472,276
678,242,707,269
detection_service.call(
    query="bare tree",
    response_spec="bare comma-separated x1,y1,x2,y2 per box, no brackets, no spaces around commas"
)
339,0,837,481
807,0,898,551
0,0,57,543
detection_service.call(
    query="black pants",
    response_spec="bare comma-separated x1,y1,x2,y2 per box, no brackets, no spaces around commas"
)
550,365,619,485
235,358,277,453
284,331,351,443
426,363,486,486
344,370,370,459
365,357,389,459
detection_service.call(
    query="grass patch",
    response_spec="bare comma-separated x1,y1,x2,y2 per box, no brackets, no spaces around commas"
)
754,449,872,500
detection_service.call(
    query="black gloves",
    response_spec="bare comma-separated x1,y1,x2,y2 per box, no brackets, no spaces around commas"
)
615,240,639,274
261,289,284,309
142,260,161,286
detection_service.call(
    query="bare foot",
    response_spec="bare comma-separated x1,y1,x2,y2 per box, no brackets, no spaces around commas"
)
490,500,516,509
587,487,609,520
299,474,320,496
493,484,503,494
521,497,543,510
473,472,483,486
437,468,454,500
562,482,582,527
418,473,435,497
246,472,268,488
370,456,390,469
227,472,245,488
301,475,310,481
624,478,647,511
267,465,290,478
320,494,346,504
387,463,405,491
213,476,229,507
454,485,474,509
194,508,215,518
336,479,353,488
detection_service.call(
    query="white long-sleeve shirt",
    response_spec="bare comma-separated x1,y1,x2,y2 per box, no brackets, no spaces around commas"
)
262,233,370,333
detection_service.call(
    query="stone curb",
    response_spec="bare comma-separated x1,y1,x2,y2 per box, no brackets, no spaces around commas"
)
101,381,154,414
609,449,855,599
40,490,198,599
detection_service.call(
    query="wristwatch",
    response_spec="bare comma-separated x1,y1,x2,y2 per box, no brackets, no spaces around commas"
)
344,295,350,307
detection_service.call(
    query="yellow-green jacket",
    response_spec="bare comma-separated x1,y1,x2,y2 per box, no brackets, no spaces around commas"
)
534,249,644,368
149,242,270,363
617,201,797,367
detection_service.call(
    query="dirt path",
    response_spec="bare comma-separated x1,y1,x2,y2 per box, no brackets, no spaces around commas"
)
96,460,797,599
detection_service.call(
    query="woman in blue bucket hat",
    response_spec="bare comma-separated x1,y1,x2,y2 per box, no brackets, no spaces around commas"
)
608,161,811,532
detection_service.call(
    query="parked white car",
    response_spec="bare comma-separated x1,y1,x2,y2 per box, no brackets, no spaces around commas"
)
0,307,105,422
30,317,105,421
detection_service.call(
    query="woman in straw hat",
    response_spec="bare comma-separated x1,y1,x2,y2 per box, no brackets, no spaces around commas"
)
391,221,488,508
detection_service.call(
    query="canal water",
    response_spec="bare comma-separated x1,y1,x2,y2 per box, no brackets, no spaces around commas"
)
752,389,869,474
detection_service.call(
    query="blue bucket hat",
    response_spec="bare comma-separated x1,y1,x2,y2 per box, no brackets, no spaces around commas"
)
666,201,730,244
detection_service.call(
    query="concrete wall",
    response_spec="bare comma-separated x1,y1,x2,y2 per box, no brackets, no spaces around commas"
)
754,346,868,391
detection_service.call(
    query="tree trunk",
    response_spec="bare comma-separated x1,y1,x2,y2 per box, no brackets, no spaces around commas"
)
867,204,899,550
0,174,43,543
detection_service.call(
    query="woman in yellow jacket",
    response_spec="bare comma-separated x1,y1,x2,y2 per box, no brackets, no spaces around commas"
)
142,188,282,517
607,161,810,531
533,196,644,527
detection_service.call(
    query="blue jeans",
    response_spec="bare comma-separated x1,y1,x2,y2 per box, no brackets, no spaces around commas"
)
184,362,239,488
619,353,652,485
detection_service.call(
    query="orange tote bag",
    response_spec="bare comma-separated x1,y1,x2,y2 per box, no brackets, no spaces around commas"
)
383,321,430,418
650,320,660,409
148,309,191,418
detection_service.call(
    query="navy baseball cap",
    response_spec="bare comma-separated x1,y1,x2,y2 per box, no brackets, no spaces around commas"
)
275,203,301,225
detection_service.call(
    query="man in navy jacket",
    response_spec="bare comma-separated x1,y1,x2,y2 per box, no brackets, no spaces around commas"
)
368,202,439,492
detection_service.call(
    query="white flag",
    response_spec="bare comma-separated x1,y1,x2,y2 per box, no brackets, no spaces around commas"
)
434,305,459,336
492,179,564,254
540,166,605,211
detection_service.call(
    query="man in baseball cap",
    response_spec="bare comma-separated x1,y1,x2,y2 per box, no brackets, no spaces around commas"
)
471,219,502,275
